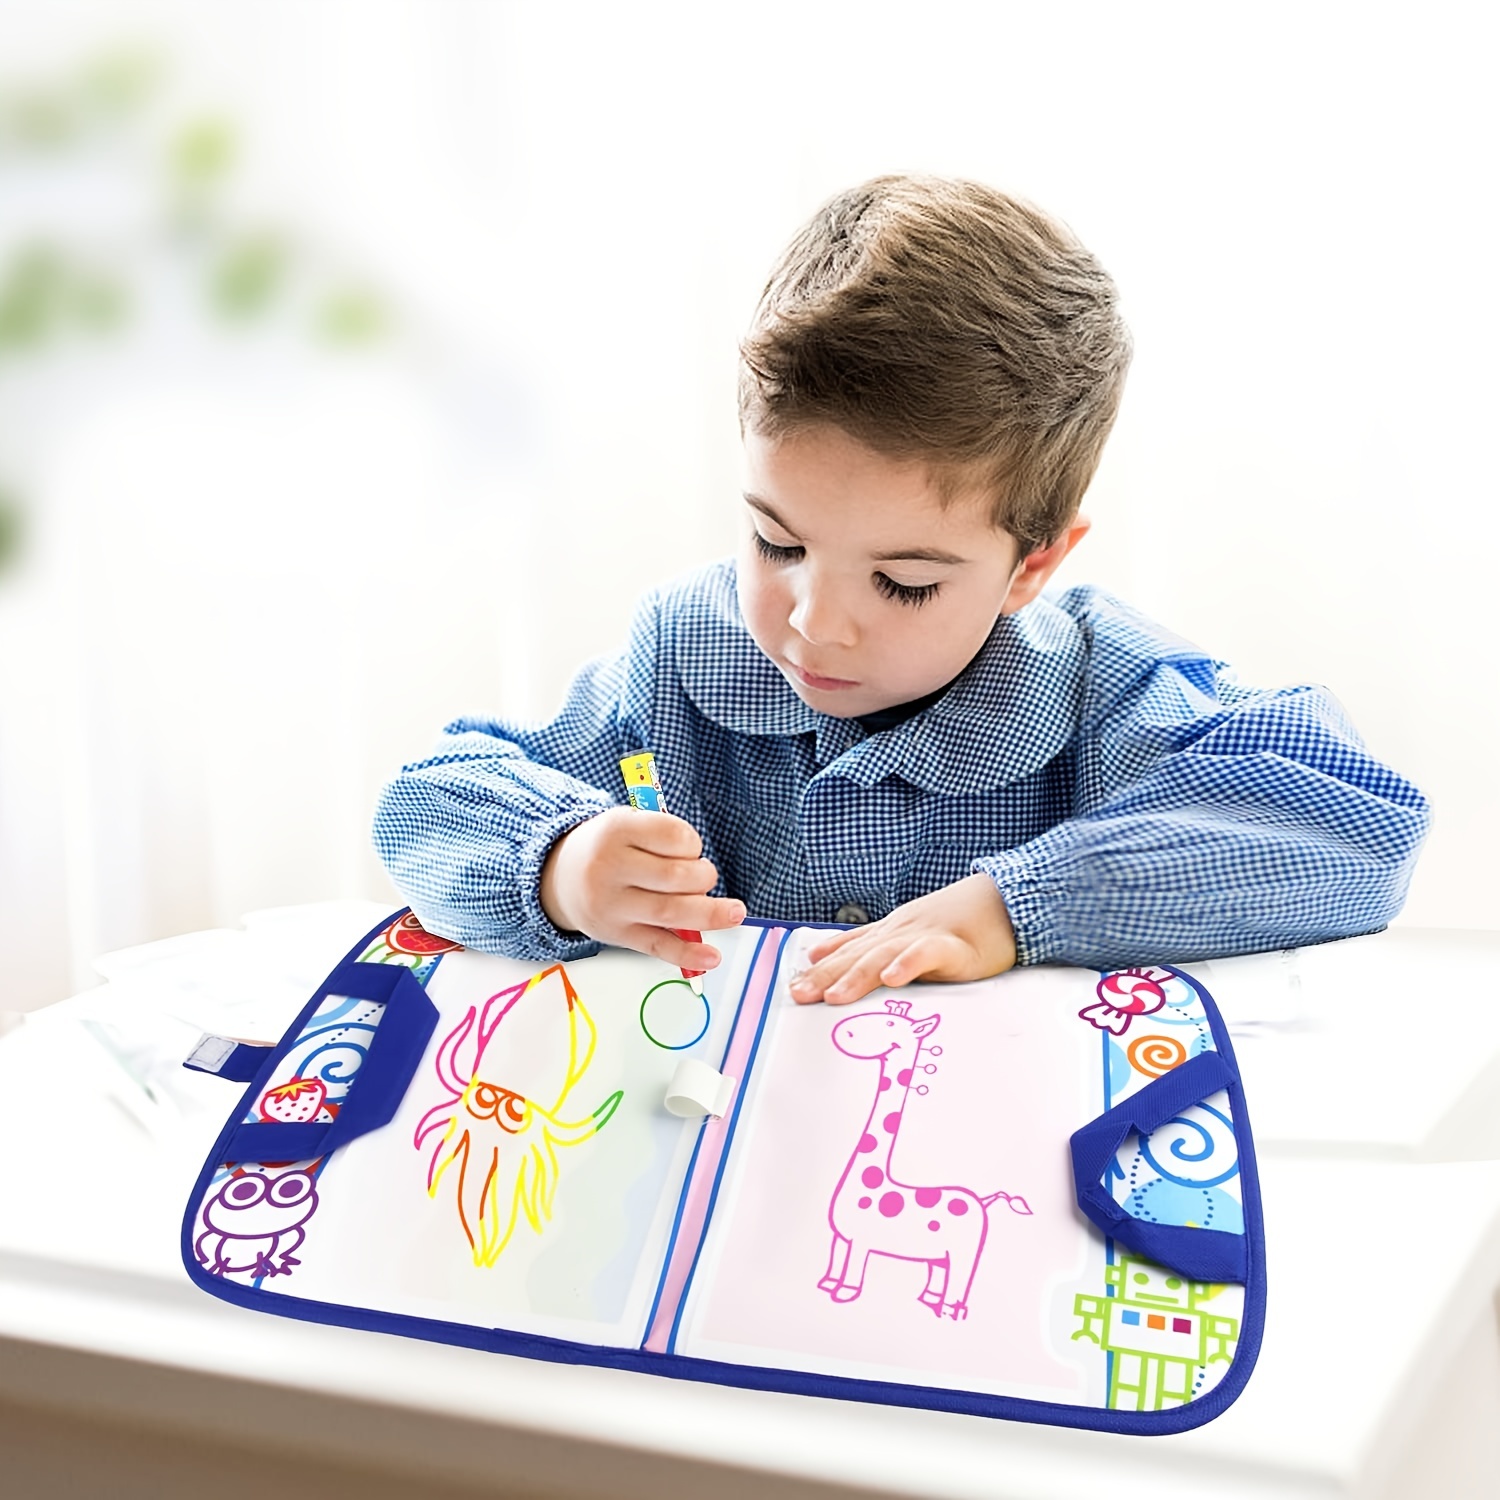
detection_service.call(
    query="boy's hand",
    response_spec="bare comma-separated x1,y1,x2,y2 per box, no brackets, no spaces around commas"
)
788,874,1016,1006
539,806,746,971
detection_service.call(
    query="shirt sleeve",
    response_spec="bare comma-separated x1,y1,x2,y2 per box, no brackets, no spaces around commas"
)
371,599,664,961
974,656,1432,968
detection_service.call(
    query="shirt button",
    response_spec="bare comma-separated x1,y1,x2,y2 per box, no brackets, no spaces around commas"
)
835,902,871,925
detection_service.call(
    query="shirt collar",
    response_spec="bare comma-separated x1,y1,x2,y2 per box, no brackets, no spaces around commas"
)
672,561,1085,793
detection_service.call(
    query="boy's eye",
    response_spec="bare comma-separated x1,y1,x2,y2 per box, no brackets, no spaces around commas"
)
753,532,804,564
874,573,941,608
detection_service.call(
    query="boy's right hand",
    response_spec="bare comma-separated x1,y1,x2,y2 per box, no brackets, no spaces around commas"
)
539,807,746,971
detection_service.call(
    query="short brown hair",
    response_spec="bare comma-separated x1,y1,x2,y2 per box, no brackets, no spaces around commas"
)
739,175,1131,553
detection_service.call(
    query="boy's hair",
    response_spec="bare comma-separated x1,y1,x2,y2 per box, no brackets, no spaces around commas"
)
739,175,1131,554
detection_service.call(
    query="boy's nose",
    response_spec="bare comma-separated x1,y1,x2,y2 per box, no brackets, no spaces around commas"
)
788,584,858,648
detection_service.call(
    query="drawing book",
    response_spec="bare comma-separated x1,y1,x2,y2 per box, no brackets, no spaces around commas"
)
181,910,1265,1434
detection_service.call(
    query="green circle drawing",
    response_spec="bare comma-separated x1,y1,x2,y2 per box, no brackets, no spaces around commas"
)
640,979,710,1050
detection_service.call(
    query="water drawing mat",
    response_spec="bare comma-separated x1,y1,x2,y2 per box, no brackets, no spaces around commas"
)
182,911,1264,1433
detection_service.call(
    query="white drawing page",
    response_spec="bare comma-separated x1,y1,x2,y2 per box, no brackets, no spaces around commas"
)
245,924,761,1348
672,937,1110,1402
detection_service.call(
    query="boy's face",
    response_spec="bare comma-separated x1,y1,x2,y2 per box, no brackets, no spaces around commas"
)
738,425,1067,719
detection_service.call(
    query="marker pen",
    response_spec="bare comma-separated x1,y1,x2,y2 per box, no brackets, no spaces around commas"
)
619,752,705,996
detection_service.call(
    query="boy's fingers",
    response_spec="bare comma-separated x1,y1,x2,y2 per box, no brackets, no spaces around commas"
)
798,919,898,986
628,926,723,972
824,944,901,1007
702,896,748,929
879,935,947,987
794,921,942,1003
787,954,841,1002
623,812,703,860
790,933,879,1003
625,851,720,896
632,890,746,932
804,928,860,964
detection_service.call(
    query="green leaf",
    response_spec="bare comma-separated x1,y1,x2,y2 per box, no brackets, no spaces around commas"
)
171,118,236,189
0,488,24,579
209,234,285,320
79,48,163,117
315,287,387,345
70,272,130,333
0,245,68,351
3,89,76,148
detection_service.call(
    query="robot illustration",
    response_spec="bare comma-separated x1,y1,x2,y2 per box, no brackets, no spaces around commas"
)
1073,1253,1238,1410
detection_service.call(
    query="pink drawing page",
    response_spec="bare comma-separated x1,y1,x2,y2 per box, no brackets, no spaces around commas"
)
670,937,1110,1403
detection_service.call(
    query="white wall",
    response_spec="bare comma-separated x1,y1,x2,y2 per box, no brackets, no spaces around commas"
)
1,0,1494,1005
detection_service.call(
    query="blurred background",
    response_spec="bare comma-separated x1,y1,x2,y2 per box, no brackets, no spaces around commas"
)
1,0,1494,1010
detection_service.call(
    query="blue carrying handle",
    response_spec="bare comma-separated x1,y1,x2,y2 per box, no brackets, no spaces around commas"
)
219,961,439,1164
1069,1049,1247,1284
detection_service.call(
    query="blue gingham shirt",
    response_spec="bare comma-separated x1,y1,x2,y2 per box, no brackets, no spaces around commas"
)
373,560,1429,968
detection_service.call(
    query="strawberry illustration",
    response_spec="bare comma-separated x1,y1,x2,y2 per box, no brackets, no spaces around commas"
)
259,1076,329,1124
386,912,464,956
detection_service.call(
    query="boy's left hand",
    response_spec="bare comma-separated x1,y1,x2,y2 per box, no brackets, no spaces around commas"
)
788,873,1017,1006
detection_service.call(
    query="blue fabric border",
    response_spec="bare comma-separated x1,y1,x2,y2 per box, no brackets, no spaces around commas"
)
1158,963,1268,1427
180,917,1266,1437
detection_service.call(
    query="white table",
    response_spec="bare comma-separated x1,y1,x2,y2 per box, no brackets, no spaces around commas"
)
2,906,1498,1500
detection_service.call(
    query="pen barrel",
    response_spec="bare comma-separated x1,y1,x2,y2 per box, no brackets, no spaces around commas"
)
620,752,667,813
622,754,705,980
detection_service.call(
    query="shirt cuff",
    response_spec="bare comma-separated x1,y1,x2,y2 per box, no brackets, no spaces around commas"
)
506,806,610,963
972,824,1078,967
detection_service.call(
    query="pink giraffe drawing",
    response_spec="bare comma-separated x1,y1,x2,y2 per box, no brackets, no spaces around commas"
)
821,997,1032,1320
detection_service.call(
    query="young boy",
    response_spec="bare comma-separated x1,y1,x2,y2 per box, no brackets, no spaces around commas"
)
374,175,1429,1006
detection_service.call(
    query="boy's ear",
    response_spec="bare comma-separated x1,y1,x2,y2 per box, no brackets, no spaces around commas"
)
998,517,1091,615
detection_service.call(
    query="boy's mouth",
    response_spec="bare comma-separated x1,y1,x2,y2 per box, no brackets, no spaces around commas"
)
788,662,859,692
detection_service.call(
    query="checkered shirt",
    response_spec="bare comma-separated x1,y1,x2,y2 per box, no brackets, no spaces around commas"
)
373,560,1430,968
